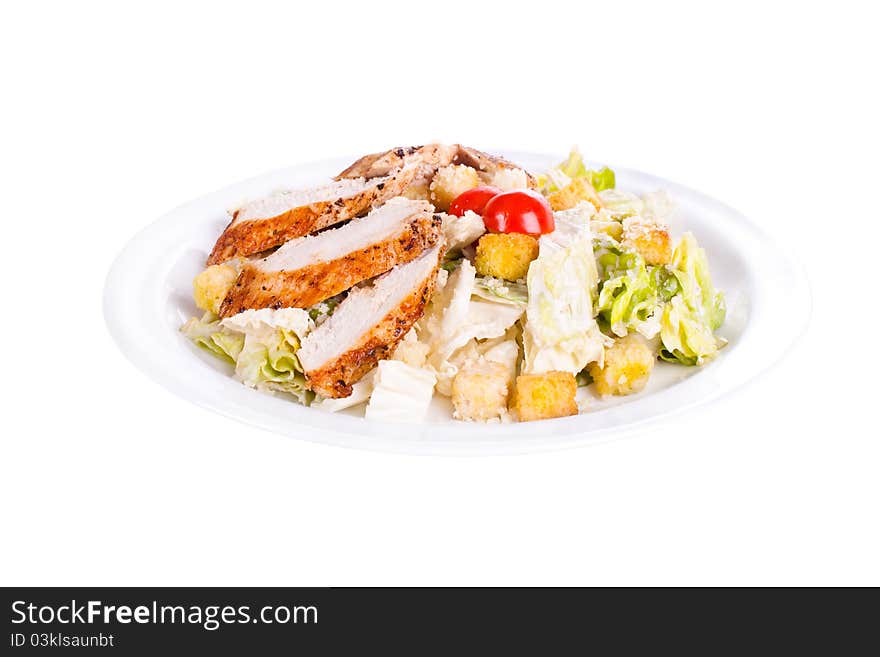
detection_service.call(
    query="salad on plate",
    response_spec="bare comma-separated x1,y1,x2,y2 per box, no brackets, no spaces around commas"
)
182,144,725,423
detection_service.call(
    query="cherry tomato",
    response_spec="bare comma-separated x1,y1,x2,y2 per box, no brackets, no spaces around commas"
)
448,185,503,217
482,190,555,235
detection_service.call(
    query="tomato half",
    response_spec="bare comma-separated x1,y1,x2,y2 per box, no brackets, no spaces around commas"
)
481,190,555,235
448,185,502,217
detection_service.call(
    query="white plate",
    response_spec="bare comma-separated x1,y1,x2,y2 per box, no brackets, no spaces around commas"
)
104,152,810,455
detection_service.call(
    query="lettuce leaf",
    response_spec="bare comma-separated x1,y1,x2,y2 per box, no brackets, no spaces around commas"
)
658,233,726,365
182,307,314,404
659,296,722,365
235,328,302,385
557,149,615,191
442,210,486,253
597,189,644,220
364,360,436,423
587,167,616,192
594,237,662,338
181,313,244,364
523,219,606,374
473,276,528,306
221,308,313,403
671,232,725,331
417,260,524,395
543,147,616,194
652,265,682,303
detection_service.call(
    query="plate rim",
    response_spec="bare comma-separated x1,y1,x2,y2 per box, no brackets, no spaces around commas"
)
103,151,811,455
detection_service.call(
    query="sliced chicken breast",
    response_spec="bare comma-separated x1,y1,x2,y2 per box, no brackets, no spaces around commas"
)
453,145,538,188
297,243,443,398
206,166,417,265
219,198,441,317
335,143,536,188
335,143,458,181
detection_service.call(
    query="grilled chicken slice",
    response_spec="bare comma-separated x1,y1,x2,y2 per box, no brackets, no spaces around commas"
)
206,167,417,265
335,143,536,188
218,198,441,317
335,143,458,181
297,243,442,398
453,145,537,188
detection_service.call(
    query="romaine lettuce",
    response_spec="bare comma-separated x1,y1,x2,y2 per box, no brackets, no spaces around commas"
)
587,167,616,192
597,189,644,220
671,232,725,331
364,360,436,423
658,233,726,365
658,296,722,365
181,313,244,364
557,148,616,191
235,328,311,403
223,309,313,403
473,276,528,306
418,260,524,395
594,237,662,338
182,307,314,403
543,147,617,194
523,220,606,374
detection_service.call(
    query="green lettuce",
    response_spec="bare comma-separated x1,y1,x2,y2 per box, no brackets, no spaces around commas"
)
236,328,312,404
594,237,662,338
652,265,682,303
658,297,722,365
181,313,244,364
659,233,726,365
671,232,725,331
182,307,314,404
587,167,616,192
542,147,617,194
557,148,616,192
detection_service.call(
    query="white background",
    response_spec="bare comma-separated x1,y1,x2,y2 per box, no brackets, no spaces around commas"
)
2,1,877,585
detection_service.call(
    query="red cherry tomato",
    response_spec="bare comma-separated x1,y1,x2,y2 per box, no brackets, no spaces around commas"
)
448,185,503,217
482,190,555,235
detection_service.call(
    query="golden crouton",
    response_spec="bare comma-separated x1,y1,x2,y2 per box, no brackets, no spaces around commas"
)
587,334,655,397
391,329,430,368
401,180,431,201
452,361,510,422
513,371,578,422
623,221,672,266
193,263,238,315
475,233,539,281
429,164,481,211
547,177,604,212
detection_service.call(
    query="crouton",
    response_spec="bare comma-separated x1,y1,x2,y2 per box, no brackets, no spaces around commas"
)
475,233,539,281
401,180,431,201
193,263,238,315
489,167,530,191
513,371,578,422
587,334,655,396
547,177,604,212
429,164,480,211
623,219,672,266
452,360,510,422
391,328,430,368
